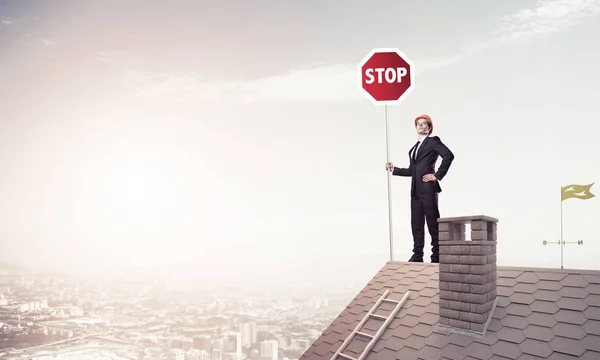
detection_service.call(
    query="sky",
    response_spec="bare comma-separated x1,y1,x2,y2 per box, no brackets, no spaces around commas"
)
1,0,600,289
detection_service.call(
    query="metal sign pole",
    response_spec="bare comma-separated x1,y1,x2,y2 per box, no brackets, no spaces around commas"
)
384,105,393,261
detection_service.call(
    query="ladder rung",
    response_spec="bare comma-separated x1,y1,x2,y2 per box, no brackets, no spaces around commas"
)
355,331,373,338
382,298,400,304
337,353,358,360
369,313,387,320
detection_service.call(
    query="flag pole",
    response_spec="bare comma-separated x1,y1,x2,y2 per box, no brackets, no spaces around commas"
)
560,186,564,269
384,104,393,261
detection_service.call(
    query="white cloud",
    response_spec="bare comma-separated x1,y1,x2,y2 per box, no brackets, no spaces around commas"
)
115,59,453,104
1,19,13,26
466,0,600,52
120,70,242,102
110,0,600,104
40,38,57,46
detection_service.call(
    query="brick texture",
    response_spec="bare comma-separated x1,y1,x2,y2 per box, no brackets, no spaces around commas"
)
438,216,499,333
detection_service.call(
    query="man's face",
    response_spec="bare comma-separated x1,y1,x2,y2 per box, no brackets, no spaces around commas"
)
416,119,430,135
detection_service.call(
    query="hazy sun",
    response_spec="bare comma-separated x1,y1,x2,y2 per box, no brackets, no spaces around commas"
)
99,161,170,224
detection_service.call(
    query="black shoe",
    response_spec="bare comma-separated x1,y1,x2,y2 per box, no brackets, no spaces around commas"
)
408,255,423,262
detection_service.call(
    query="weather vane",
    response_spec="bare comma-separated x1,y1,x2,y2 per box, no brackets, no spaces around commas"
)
543,183,595,269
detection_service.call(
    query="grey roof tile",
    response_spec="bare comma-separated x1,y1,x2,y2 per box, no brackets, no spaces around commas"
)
492,307,508,320
523,324,555,342
365,347,395,360
501,270,524,278
529,300,559,314
464,341,494,359
496,327,526,344
498,277,517,287
537,280,562,291
584,275,600,284
583,306,600,321
514,283,537,294
419,312,438,326
345,337,368,356
380,336,403,352
517,272,540,284
537,272,568,281
496,296,510,308
404,334,426,350
424,331,449,349
497,286,514,297
501,314,529,329
417,344,444,360
472,329,499,346
527,312,558,328
533,289,560,302
517,354,548,360
299,262,600,360
440,343,467,360
519,338,553,358
491,339,522,358
586,284,600,295
394,345,418,359
559,285,589,299
405,304,426,317
547,352,579,360
392,324,413,340
560,274,589,287
582,334,600,352
378,328,394,342
581,350,600,360
401,314,420,327
552,322,586,340
447,332,475,347
582,319,600,336
412,323,433,338
487,319,502,332
506,303,533,317
549,336,586,357
556,297,588,311
585,294,600,307
555,309,588,325
509,292,536,305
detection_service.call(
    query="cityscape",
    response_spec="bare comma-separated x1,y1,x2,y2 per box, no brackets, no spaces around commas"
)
0,264,355,360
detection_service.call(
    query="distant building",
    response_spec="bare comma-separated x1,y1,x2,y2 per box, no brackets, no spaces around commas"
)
186,349,200,360
193,335,211,351
239,322,257,346
167,349,185,360
260,339,278,360
222,331,241,356
211,348,221,360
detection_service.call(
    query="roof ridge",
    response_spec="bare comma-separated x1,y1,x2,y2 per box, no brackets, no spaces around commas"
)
386,260,600,275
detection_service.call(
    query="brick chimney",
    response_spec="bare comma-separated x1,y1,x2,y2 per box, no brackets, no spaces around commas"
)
437,215,498,336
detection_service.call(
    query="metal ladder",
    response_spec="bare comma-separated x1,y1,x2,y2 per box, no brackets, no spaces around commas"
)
330,289,411,360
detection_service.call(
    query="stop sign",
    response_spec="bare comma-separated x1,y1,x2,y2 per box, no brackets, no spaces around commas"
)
358,48,415,105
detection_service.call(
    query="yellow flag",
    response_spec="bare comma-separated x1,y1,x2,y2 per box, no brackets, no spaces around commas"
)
561,183,595,201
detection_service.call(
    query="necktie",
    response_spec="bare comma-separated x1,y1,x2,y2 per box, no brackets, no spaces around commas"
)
412,141,420,161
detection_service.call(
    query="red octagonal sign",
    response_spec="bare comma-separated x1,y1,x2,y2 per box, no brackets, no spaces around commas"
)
358,48,415,105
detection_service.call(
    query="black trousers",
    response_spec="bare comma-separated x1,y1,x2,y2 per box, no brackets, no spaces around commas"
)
410,193,440,259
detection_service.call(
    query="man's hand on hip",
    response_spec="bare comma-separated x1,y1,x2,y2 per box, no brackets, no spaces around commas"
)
422,174,437,182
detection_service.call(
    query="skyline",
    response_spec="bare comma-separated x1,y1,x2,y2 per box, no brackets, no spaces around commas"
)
1,0,599,288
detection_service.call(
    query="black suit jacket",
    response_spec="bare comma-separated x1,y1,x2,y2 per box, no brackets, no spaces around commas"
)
392,136,454,196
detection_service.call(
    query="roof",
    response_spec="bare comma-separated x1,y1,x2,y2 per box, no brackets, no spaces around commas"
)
299,261,600,360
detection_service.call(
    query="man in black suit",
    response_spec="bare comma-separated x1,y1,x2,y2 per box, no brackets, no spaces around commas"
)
386,114,454,263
